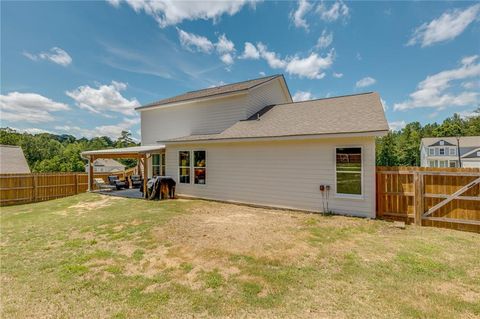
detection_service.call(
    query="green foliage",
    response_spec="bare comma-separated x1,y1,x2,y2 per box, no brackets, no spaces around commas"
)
376,109,479,166
0,128,139,172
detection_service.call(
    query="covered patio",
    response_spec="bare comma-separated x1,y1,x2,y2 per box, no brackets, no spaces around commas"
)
81,145,165,198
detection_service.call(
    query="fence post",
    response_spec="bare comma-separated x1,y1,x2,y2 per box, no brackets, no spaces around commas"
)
32,174,37,202
74,173,78,194
414,171,424,226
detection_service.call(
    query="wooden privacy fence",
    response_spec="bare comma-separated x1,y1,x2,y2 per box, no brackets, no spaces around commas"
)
377,166,480,232
0,168,138,206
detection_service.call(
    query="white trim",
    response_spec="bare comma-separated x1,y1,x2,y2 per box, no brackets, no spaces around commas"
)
461,147,480,158
178,150,191,184
334,145,364,200
193,150,207,185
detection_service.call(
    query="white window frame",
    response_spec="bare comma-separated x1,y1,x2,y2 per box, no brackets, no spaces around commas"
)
178,151,191,184
152,154,161,176
334,146,364,199
449,148,456,156
428,160,436,167
439,148,445,155
428,148,434,156
193,150,207,185
161,153,166,176
449,161,457,168
439,160,448,168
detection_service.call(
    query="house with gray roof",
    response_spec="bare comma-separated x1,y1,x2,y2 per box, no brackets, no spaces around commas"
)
420,136,480,168
0,145,31,174
84,158,125,173
84,74,389,217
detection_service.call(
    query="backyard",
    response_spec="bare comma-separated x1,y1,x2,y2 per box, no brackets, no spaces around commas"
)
1,193,479,318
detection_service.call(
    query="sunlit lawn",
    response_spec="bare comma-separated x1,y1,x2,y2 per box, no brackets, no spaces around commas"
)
1,193,479,318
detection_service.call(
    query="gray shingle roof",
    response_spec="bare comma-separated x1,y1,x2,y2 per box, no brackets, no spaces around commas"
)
421,136,480,148
164,92,389,142
0,145,31,174
136,74,285,110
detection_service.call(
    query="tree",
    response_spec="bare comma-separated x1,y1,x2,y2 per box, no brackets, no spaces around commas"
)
376,132,398,166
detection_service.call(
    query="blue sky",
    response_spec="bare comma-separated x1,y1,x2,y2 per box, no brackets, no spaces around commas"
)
1,1,479,140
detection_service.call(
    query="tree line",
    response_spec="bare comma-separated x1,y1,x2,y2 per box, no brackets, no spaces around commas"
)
376,109,480,166
0,128,139,172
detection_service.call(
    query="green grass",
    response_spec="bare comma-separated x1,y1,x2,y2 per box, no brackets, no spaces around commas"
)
1,193,479,318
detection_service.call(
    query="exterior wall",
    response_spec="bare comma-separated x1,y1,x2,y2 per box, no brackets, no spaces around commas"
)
246,78,290,118
462,160,480,168
141,94,248,145
165,136,376,217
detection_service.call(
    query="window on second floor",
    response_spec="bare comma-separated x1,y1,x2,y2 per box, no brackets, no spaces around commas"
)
439,148,445,155
449,148,456,156
428,148,434,156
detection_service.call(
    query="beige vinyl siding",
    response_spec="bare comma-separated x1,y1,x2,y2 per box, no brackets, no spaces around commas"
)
246,78,290,118
141,94,248,145
165,136,376,217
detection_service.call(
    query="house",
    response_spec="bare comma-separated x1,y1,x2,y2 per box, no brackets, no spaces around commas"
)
82,75,388,217
84,158,125,173
0,145,31,174
420,136,480,168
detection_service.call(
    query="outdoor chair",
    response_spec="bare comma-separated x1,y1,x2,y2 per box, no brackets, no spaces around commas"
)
94,178,116,191
130,175,142,188
108,176,127,190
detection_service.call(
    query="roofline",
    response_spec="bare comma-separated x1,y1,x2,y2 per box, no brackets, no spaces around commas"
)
273,91,376,107
461,147,480,158
135,74,283,111
160,129,388,145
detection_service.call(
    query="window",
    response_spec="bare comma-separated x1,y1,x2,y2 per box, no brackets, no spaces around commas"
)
439,140,444,146
429,160,436,167
449,161,457,168
439,160,447,168
428,148,434,156
152,154,161,176
161,153,166,176
439,148,445,155
336,147,362,196
179,151,190,184
194,151,206,184
449,148,456,156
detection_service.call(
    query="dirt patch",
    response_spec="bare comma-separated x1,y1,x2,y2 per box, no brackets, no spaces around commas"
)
67,196,125,214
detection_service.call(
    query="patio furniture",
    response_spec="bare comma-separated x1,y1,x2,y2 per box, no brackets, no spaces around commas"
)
130,175,142,188
94,178,116,191
108,176,127,190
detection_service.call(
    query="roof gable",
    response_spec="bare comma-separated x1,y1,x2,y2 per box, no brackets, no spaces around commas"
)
0,145,31,174
428,139,456,147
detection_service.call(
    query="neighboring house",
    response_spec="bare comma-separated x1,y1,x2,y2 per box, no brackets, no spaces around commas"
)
420,136,480,168
84,74,389,217
84,158,125,173
0,145,31,174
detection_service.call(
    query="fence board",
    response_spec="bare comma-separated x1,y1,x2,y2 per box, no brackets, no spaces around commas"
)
0,170,135,206
377,166,480,233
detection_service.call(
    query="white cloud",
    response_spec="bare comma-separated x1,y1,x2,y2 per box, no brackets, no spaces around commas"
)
256,43,287,69
216,34,235,54
177,28,214,53
389,120,406,131
11,127,54,135
243,43,335,79
23,47,72,66
240,42,260,59
106,0,121,7
356,76,376,88
457,109,479,119
316,30,333,49
292,91,315,102
332,72,343,78
0,92,69,123
54,117,140,139
285,50,334,79
66,81,140,116
316,0,349,22
259,71,266,76
220,53,234,65
394,55,480,111
407,4,480,47
462,80,480,89
291,0,312,30
356,52,362,61
109,0,257,28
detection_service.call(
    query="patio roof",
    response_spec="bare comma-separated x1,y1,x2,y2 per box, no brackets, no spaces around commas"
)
81,145,165,159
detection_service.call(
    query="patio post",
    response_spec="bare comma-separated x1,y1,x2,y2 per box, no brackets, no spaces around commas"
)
88,155,94,192
142,154,148,198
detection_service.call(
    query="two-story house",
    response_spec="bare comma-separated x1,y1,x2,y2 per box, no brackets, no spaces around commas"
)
83,75,389,217
420,136,480,168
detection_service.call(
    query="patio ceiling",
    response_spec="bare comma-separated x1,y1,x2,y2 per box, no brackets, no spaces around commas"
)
81,145,165,159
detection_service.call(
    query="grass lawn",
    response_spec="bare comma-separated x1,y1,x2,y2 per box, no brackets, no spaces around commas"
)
1,193,479,318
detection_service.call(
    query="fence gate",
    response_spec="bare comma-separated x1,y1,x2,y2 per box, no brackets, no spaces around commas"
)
376,166,480,233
